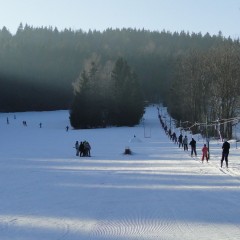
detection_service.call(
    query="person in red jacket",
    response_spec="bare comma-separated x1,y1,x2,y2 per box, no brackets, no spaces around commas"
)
202,144,208,162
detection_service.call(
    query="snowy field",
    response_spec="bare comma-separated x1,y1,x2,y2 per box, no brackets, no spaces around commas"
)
0,106,240,240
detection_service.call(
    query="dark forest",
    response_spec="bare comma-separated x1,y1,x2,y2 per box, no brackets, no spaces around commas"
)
1,24,240,133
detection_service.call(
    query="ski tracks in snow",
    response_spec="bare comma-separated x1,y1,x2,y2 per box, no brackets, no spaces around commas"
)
188,151,240,181
89,206,183,239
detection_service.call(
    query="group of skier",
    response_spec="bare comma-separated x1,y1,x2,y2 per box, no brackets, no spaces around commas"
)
176,133,208,161
75,140,91,157
158,111,230,168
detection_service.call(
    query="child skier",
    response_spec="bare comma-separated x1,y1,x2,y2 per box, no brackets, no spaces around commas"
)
202,144,208,162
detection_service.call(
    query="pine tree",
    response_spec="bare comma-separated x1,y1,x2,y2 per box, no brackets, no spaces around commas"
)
70,61,108,128
111,58,144,126
70,57,144,128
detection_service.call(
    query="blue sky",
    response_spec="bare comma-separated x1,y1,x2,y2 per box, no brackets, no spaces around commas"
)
0,0,239,38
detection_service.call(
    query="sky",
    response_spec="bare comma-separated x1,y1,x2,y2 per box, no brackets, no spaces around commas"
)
0,0,240,38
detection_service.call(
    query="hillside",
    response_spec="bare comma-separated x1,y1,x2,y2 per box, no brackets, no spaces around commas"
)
0,106,240,239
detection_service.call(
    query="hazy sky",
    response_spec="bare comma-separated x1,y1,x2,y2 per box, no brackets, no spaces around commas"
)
0,0,239,38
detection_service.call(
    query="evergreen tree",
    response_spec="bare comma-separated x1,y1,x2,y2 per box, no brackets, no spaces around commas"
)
111,58,144,126
70,57,144,128
70,63,106,129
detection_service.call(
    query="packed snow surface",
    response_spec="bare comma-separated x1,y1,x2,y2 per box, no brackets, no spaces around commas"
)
0,106,240,240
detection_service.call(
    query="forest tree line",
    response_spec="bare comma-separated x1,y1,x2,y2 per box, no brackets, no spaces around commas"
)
167,42,240,139
0,24,240,135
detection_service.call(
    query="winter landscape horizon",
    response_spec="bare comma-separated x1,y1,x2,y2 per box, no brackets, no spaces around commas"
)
1,105,240,240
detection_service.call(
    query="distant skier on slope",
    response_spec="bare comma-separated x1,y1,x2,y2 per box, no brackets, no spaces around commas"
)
79,141,85,157
178,134,183,148
183,136,188,151
75,141,79,156
201,144,208,162
83,141,91,157
189,138,197,157
221,140,230,168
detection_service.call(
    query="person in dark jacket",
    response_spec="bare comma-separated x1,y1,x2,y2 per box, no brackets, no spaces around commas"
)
189,138,197,157
84,141,91,157
79,142,85,157
221,140,230,168
178,134,183,148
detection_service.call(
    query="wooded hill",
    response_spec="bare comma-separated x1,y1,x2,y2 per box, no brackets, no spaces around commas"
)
0,24,240,134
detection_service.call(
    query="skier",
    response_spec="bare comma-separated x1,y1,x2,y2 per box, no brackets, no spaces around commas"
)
189,138,197,157
178,134,183,148
183,136,188,151
168,128,172,139
75,141,79,156
221,140,230,168
172,132,177,143
84,141,91,157
79,142,85,157
202,144,208,162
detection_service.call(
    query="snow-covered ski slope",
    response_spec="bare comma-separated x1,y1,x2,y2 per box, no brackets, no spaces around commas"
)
0,106,240,240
